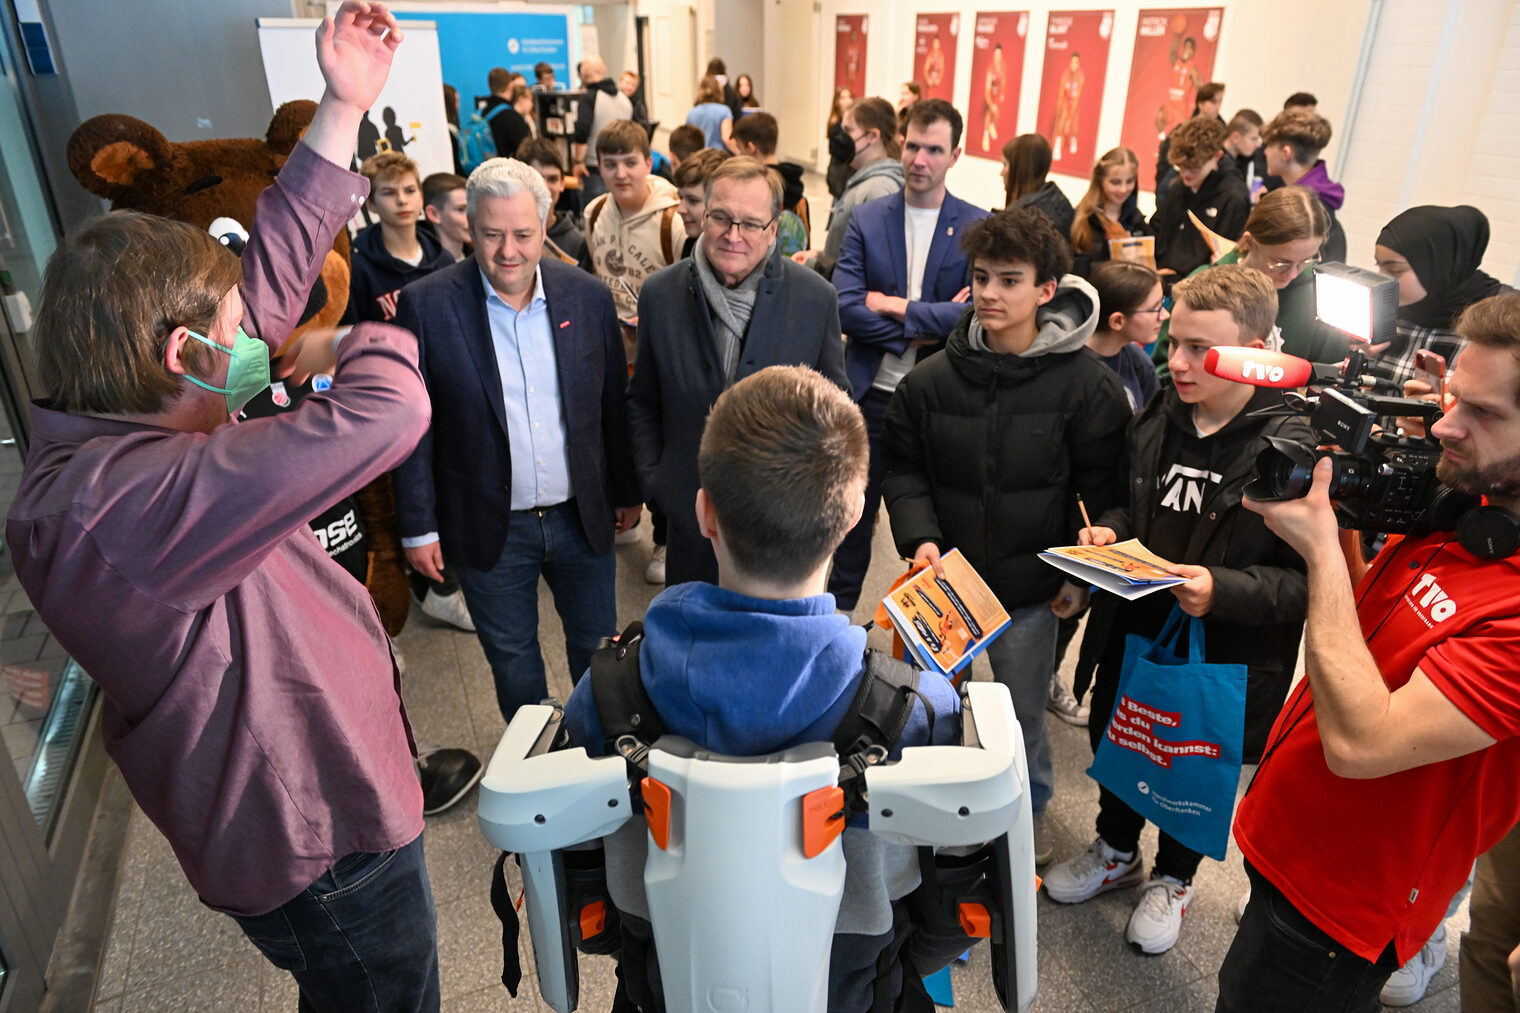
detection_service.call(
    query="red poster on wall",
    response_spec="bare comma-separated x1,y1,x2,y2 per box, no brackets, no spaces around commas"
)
912,14,959,101
835,15,869,100
1121,8,1225,191
965,12,1029,160
1035,10,1114,174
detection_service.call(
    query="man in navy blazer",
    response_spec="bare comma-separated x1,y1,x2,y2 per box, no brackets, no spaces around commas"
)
628,157,849,587
393,157,640,722
828,99,989,611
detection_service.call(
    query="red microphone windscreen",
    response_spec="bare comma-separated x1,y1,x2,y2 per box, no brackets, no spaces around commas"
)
1203,346,1313,388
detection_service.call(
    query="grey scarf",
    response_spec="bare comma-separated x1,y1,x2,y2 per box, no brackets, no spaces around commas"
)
693,235,770,383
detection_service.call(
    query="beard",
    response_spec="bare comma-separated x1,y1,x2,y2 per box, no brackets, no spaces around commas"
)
1436,443,1520,498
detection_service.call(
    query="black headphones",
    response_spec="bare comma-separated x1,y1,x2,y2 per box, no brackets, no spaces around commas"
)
1456,505,1520,560
1429,487,1520,559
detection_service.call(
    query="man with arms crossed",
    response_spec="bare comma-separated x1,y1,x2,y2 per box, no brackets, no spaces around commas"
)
1218,292,1520,1010
7,6,443,1009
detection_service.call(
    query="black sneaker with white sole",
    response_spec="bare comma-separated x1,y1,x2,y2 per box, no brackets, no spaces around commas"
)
417,747,484,816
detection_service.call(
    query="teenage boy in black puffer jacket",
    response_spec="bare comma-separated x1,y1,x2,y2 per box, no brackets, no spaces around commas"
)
1048,264,1310,957
882,207,1131,865
1151,117,1250,282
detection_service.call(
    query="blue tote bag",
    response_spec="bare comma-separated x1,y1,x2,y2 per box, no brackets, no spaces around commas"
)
1086,604,1246,860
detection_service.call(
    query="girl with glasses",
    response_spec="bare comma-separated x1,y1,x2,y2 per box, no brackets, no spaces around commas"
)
1152,185,1349,378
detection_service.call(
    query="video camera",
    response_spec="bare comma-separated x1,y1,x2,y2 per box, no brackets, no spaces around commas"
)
1203,262,1477,533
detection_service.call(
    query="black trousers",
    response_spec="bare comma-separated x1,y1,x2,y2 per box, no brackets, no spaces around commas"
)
1215,862,1398,1013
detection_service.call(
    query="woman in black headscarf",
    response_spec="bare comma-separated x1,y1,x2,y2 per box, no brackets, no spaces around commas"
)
1371,205,1514,387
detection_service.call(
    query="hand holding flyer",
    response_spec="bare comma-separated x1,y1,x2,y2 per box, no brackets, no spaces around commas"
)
1039,539,1189,600
875,549,1011,678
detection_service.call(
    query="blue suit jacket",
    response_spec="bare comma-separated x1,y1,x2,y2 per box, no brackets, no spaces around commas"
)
833,191,989,399
392,257,639,571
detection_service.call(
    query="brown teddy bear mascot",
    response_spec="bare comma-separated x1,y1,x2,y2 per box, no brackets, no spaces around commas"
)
66,101,482,815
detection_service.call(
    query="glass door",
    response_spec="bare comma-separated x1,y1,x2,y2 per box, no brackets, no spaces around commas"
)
0,23,106,1013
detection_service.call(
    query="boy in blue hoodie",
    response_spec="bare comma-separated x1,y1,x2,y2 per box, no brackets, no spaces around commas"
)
564,365,963,1013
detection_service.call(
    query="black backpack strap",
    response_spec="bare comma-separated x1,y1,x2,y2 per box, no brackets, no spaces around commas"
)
490,851,523,996
588,620,666,762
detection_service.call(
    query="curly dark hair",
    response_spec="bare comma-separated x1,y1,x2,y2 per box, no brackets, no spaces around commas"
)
961,207,1072,284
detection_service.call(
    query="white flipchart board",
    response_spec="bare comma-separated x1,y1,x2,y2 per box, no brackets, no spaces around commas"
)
255,18,454,181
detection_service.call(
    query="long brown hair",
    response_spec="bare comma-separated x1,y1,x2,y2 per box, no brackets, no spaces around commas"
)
827,87,853,129
1002,133,1051,205
1090,261,1161,329
1071,147,1139,253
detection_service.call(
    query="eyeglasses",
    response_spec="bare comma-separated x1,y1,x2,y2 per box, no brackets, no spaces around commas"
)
1134,296,1172,319
1263,252,1322,275
704,209,776,237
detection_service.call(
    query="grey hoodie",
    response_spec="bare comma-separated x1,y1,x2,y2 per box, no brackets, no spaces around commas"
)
816,156,905,278
966,273,1100,357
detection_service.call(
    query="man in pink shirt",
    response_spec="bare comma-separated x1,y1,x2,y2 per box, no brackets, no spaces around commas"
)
5,5,442,1010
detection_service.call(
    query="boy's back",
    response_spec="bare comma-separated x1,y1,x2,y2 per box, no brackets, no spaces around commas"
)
560,365,968,1013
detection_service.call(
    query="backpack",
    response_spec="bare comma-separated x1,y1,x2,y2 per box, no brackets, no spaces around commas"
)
585,195,682,268
458,103,510,176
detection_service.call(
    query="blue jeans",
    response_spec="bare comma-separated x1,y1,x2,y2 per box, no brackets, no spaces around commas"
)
231,834,439,1013
456,501,617,722
981,601,1057,814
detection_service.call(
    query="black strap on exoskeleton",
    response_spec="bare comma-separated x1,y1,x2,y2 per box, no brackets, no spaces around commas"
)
589,621,667,778
833,649,924,816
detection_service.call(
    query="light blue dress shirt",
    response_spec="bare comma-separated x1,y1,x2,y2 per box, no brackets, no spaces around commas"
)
481,267,574,510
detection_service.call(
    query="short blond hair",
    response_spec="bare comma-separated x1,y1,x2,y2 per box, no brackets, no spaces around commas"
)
360,151,418,188
1173,263,1278,342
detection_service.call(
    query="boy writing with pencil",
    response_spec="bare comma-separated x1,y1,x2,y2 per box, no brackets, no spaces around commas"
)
1045,264,1311,956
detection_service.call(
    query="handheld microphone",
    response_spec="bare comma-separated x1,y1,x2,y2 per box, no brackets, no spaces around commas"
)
1203,346,1316,388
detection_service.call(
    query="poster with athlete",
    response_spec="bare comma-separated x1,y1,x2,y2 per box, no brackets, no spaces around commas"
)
965,12,1029,160
912,13,959,102
1120,8,1225,191
835,15,869,100
1035,10,1114,173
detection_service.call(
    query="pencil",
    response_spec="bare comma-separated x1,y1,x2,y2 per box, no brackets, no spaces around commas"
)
1077,494,1094,542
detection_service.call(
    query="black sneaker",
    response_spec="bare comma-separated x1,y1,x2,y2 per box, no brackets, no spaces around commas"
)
417,747,483,816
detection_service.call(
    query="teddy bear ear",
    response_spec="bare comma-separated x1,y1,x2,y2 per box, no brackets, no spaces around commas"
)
266,100,319,156
67,114,173,202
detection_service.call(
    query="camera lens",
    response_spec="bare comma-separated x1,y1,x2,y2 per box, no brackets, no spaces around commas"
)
1323,453,1368,499
1251,441,1318,499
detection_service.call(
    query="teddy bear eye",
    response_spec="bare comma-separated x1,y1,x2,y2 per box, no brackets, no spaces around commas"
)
207,216,249,255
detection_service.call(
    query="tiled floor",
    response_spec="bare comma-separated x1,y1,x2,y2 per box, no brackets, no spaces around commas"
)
84,513,1468,1012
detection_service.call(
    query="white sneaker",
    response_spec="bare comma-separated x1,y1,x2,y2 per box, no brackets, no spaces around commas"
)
421,588,476,632
1044,837,1142,903
615,522,642,545
1126,873,1193,955
1047,673,1090,726
644,545,667,584
1380,923,1447,1006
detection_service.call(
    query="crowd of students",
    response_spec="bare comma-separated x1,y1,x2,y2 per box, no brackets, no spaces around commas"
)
30,13,1515,1008
322,54,1520,1009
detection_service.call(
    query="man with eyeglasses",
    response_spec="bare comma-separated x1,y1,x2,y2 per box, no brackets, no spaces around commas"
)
628,156,848,585
827,98,988,613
